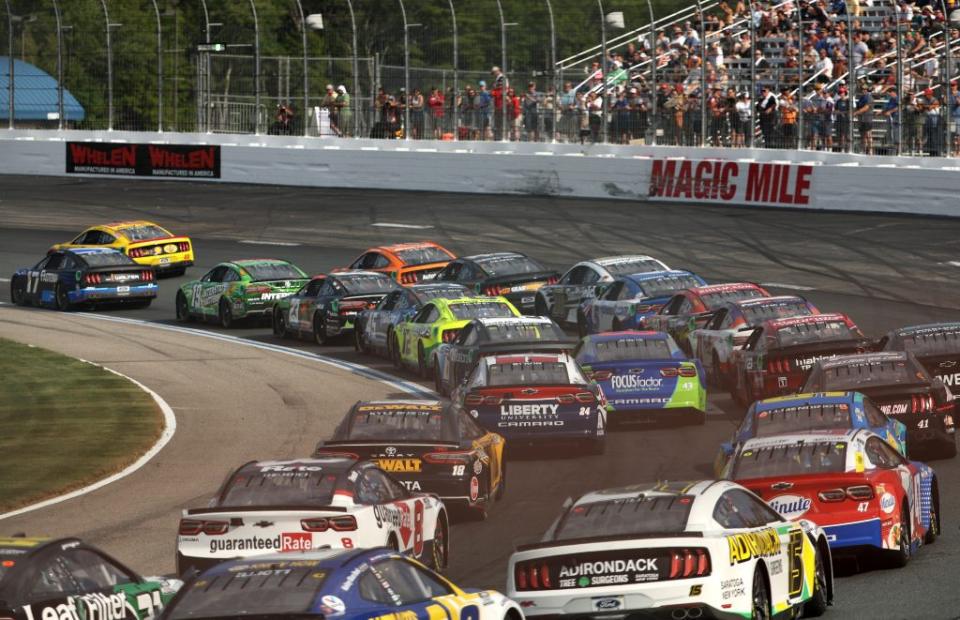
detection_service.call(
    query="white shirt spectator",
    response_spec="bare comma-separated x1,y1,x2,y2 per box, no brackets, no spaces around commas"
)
736,99,753,121
815,55,834,78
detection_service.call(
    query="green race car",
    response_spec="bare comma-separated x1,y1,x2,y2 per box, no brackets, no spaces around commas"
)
175,259,309,328
391,296,520,376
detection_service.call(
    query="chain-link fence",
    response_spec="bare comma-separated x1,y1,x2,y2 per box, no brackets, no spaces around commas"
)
2,0,959,157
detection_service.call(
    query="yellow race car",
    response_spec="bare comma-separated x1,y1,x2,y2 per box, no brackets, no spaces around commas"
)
50,220,194,276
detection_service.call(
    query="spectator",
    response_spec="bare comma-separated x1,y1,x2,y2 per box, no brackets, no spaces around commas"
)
336,86,352,137
905,91,925,154
587,91,604,143
409,88,425,139
523,82,541,142
269,103,294,136
445,86,458,136
428,87,445,139
507,87,522,141
734,92,752,147
612,88,632,144
321,84,339,135
780,91,798,148
854,80,874,154
461,86,478,141
815,48,834,79
834,85,849,151
543,86,557,142
491,68,505,140
757,85,779,146
882,86,900,153
919,87,942,156
950,82,960,156
708,87,726,145
559,82,577,142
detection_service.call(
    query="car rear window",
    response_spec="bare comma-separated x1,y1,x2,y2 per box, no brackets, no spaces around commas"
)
483,322,566,343
79,252,137,267
741,300,814,324
807,358,928,392
166,561,328,619
774,320,858,348
340,274,397,294
242,262,305,282
117,224,170,242
700,287,765,307
592,337,673,362
897,328,960,357
636,274,702,298
393,246,454,266
219,467,336,507
552,496,693,541
348,405,451,441
602,258,666,275
475,255,546,277
754,405,852,437
415,285,470,302
487,362,571,386
449,302,516,320
732,442,848,479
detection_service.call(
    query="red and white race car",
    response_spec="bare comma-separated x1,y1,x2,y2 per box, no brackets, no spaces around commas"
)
725,429,939,566
176,457,449,576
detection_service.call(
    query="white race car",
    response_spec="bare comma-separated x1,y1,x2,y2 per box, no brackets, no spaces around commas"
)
507,480,832,619
176,457,449,576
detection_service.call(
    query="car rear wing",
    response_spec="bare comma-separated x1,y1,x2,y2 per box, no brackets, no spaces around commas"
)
476,339,577,356
185,505,348,515
515,531,703,552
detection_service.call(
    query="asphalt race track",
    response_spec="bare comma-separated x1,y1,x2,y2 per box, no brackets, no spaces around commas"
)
1,175,960,618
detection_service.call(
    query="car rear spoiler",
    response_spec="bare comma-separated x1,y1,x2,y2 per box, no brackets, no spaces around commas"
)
515,531,703,552
476,340,577,355
482,271,560,287
318,439,461,447
185,505,348,515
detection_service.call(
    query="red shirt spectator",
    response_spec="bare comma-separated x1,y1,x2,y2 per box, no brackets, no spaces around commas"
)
428,90,444,118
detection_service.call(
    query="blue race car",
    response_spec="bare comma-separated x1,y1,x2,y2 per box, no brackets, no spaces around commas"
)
576,269,706,337
714,391,909,476
355,282,472,356
574,330,707,426
159,549,523,620
9,248,158,310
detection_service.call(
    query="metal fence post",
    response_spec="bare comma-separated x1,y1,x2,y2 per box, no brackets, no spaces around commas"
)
344,0,359,137
545,0,556,143
797,1,804,149
647,0,657,145
293,0,308,136
97,0,114,131
846,15,855,153
597,0,607,143
939,0,951,157
496,0,508,142
447,0,458,140
4,0,12,129
895,8,903,154
198,0,210,133
52,0,63,129
397,0,410,140
149,0,162,132
695,0,706,147
749,0,756,147
248,0,261,134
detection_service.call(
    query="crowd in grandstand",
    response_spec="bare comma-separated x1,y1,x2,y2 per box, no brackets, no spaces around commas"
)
275,0,959,156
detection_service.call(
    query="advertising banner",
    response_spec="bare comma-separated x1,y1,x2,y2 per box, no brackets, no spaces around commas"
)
647,158,814,207
66,142,221,178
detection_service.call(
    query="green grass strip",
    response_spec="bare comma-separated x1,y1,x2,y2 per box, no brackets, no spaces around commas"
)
0,338,162,512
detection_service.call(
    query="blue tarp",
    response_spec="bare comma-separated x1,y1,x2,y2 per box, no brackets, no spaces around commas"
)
0,57,85,121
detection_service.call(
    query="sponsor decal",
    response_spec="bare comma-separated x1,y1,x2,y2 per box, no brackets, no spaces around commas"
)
727,528,780,565
358,404,442,412
470,476,479,502
881,492,896,514
648,159,812,206
593,598,622,610
768,494,812,519
500,403,560,417
939,372,960,387
261,465,322,473
340,563,369,591
320,595,346,615
22,591,140,620
769,559,783,575
559,558,658,578
259,291,292,301
66,142,220,178
473,459,483,475
610,375,663,391
207,532,312,554
399,480,422,491
881,403,909,415
554,551,661,589
376,458,422,473
497,420,564,428
721,577,746,601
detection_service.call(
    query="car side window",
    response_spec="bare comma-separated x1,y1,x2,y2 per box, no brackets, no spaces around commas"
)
438,262,461,281
379,292,399,311
317,280,337,297
457,263,476,282
663,296,683,315
350,253,371,269
877,440,907,465
862,400,889,427
26,554,82,602
460,326,479,346
565,266,589,285
677,297,694,314
303,279,324,297
357,469,399,504
737,490,785,524
713,491,751,529
60,256,77,271
34,256,52,270
582,268,601,285
204,266,228,283
62,549,134,592
358,568,396,605
719,310,735,329
460,411,487,439
372,254,390,269
602,281,623,301
72,231,91,244
97,232,117,245
222,268,241,283
44,254,65,271
866,437,904,467
372,559,452,605
616,282,636,301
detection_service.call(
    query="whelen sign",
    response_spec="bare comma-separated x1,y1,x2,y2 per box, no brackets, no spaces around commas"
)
647,158,814,207
66,142,221,179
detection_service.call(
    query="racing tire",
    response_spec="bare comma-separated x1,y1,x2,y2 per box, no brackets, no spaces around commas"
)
534,295,549,318
272,308,288,338
218,298,234,329
577,311,588,339
387,534,400,552
751,568,771,620
417,342,428,378
430,517,448,571
354,323,368,353
313,312,331,346
887,504,912,568
803,550,829,617
10,278,27,306
391,334,403,369
175,291,192,323
433,359,445,395
54,283,72,311
925,481,940,545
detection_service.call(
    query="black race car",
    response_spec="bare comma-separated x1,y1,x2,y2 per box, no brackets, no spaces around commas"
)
314,400,506,519
802,351,957,458
432,316,574,395
433,251,559,314
355,282,471,357
10,248,158,310
879,322,960,391
0,535,178,619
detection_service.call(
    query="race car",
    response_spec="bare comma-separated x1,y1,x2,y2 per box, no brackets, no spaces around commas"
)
161,549,523,620
0,536,180,620
314,400,506,519
434,252,560,314
392,296,520,377
175,457,449,576
726,430,939,567
507,480,832,619
272,270,399,344
576,270,707,337
714,391,909,476
801,352,957,458
574,331,707,426
433,316,574,396
175,259,309,328
728,313,868,405
10,248,157,310
878,322,960,390
337,241,456,284
689,296,820,388
50,220,194,276
534,255,671,326
354,282,472,356
642,282,771,351
451,352,606,454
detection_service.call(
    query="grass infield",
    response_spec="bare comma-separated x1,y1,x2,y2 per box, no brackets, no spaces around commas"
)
0,338,163,512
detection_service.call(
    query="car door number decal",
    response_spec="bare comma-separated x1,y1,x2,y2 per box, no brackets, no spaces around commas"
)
787,529,804,597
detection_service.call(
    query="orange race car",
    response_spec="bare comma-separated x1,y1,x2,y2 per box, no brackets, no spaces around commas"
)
50,220,194,276
337,241,456,284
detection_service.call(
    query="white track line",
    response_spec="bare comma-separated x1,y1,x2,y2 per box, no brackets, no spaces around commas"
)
760,282,816,291
371,222,434,229
0,278,9,283
238,240,302,246
0,361,177,521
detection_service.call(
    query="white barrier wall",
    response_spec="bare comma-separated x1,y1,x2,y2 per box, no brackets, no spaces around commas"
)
2,130,958,216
